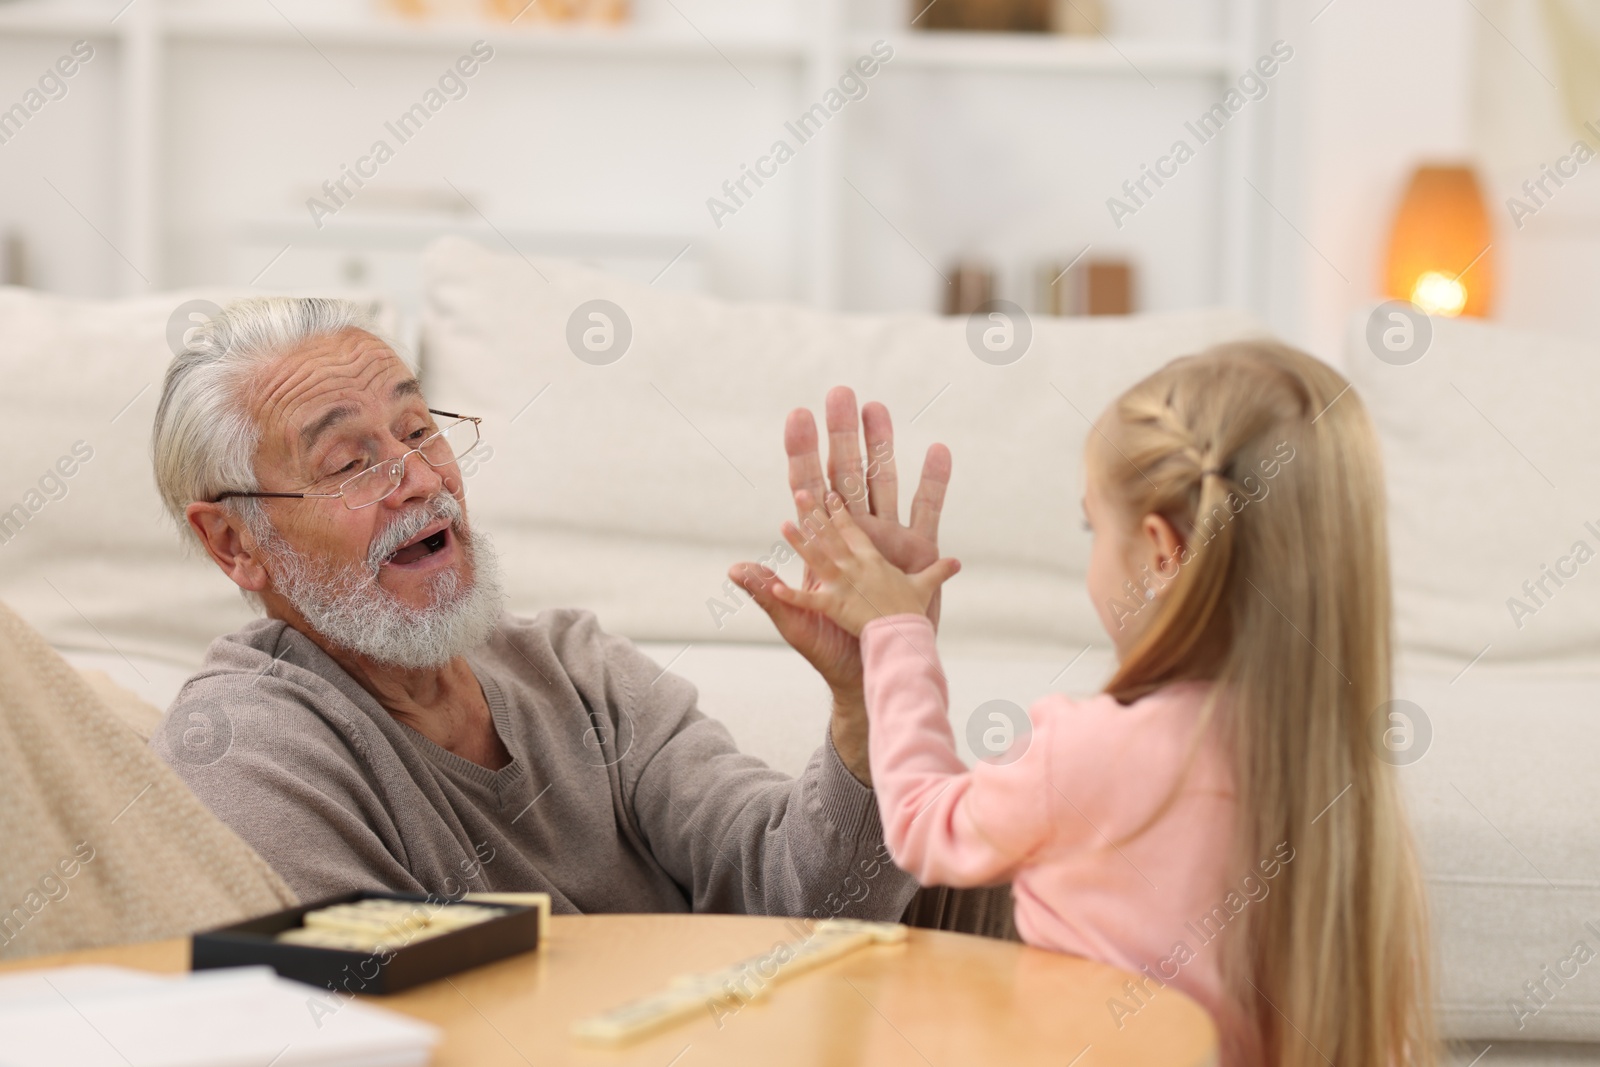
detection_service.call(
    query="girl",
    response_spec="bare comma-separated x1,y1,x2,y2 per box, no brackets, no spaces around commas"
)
767,341,1435,1067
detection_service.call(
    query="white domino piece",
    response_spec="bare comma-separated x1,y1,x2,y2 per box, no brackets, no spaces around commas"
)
427,903,506,924
463,892,552,942
572,923,893,1045
777,929,874,979
287,898,511,952
670,959,776,1003
570,985,713,1044
812,919,909,944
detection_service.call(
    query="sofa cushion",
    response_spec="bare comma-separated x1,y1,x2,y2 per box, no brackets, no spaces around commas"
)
0,287,395,672
1392,653,1600,1042
421,237,1268,655
1345,308,1600,663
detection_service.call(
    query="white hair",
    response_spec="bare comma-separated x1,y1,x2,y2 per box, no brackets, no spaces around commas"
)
150,296,388,546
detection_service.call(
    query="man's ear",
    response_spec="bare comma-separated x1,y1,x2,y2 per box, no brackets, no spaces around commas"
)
186,502,271,595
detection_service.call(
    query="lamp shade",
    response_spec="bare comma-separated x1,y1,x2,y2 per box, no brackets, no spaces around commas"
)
1383,164,1494,318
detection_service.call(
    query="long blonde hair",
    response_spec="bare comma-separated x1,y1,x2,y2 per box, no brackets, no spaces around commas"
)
1087,341,1435,1067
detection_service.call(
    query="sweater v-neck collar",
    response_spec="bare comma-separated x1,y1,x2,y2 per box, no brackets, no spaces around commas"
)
395,670,525,794
259,621,526,795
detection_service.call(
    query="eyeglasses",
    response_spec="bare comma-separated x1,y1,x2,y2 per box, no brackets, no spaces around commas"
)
212,409,483,511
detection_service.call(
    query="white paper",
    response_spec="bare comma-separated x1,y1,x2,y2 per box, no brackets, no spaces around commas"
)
0,965,439,1067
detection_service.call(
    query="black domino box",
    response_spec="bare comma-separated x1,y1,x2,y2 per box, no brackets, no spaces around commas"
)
191,891,541,994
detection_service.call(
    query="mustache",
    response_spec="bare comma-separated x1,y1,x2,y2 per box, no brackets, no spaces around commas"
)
366,492,464,570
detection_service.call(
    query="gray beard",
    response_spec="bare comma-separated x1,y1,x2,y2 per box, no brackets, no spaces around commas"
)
254,494,506,670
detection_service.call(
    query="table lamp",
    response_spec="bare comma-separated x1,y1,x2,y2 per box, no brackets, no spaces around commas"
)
1383,163,1494,318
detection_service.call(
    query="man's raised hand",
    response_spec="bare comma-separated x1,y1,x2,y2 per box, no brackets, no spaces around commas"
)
727,386,952,696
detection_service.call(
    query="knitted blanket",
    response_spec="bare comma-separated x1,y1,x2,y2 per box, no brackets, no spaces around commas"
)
0,600,295,960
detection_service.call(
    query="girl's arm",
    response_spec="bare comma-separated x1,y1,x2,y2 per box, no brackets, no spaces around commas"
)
859,613,1056,887
764,490,1051,884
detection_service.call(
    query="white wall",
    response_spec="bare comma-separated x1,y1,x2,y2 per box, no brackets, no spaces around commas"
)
1473,0,1600,345
1283,0,1476,365
1280,0,1600,361
0,31,124,295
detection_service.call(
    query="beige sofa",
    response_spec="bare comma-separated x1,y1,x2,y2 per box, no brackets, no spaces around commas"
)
2,240,1597,1063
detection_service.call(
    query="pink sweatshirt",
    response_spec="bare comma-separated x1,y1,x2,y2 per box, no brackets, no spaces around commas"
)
860,614,1263,1067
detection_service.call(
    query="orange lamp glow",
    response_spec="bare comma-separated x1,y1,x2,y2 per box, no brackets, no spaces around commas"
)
1383,164,1494,318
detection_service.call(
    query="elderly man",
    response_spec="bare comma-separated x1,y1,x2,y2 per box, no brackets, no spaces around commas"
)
148,296,954,922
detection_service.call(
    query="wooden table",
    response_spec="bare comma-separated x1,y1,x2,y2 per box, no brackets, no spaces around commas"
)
0,914,1217,1066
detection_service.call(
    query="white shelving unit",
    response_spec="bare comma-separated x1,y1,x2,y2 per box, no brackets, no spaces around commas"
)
0,0,1280,315
846,33,1233,73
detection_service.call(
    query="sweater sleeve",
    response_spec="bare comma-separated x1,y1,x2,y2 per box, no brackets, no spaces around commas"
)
859,614,1056,888
550,612,920,921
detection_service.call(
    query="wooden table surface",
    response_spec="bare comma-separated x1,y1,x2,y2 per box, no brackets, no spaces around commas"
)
0,914,1217,1066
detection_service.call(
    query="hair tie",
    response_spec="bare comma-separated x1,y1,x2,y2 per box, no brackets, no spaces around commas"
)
1200,468,1226,479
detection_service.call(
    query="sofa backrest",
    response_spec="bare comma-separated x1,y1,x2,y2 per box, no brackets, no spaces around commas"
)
0,287,395,672
0,259,1273,666
1344,304,1600,664
422,237,1270,655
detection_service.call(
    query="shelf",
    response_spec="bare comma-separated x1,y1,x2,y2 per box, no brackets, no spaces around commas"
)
0,6,1233,73
231,214,697,255
0,1,805,58
0,1,126,37
847,31,1235,75
161,12,807,60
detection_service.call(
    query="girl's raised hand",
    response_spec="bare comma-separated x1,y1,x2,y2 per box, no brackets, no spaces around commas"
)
770,490,961,636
